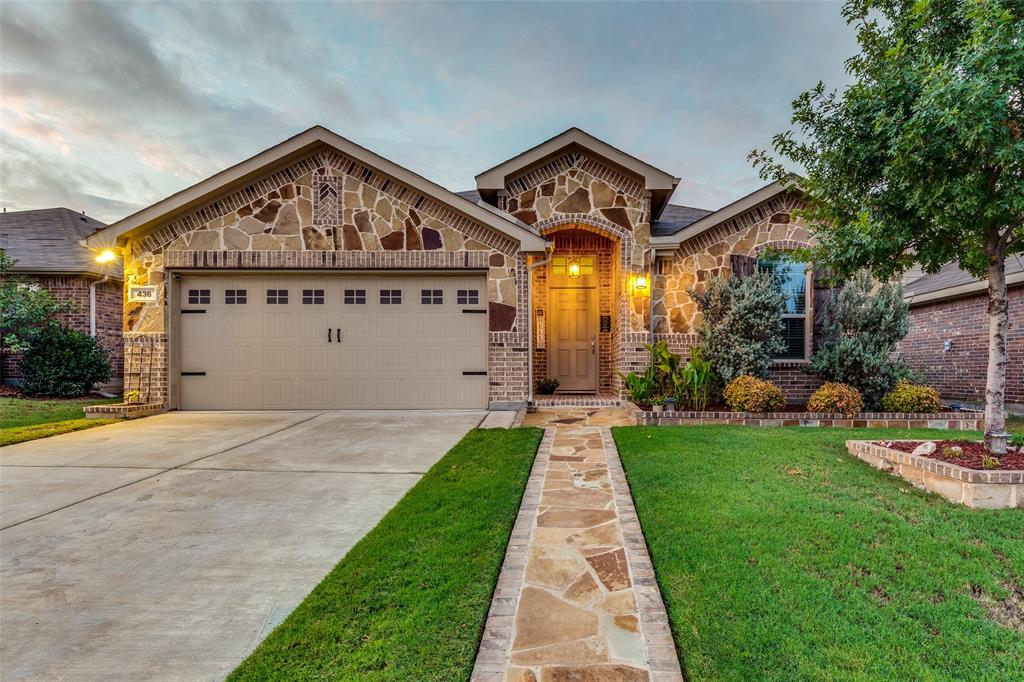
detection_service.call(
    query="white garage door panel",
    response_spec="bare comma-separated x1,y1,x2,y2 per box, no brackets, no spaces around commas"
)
178,274,488,410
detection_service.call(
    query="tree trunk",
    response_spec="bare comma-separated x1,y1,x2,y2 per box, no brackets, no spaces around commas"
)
983,250,1008,452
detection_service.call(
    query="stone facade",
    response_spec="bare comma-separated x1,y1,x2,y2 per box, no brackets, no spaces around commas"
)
122,146,527,407
1,275,123,388
900,287,1024,406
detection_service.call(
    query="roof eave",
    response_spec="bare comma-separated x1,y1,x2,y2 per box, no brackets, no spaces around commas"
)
905,270,1024,305
86,126,547,253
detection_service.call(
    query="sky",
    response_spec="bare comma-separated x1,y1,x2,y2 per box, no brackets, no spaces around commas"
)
0,0,859,224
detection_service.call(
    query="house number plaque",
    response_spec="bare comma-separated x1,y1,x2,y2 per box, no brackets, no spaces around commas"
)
600,315,611,333
128,285,158,302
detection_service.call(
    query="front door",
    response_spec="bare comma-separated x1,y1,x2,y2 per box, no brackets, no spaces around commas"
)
549,287,597,392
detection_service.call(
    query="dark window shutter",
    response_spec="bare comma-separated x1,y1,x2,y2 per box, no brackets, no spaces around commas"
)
730,254,757,278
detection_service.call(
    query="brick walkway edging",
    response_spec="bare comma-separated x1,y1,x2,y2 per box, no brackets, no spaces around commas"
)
601,427,684,679
471,428,554,679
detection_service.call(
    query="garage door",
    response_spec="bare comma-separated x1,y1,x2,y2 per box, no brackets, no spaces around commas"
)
176,273,488,410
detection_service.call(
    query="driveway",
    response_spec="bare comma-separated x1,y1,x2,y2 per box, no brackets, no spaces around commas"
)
0,409,486,681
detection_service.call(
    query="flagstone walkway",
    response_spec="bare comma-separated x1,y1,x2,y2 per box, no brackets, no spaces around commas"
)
471,408,683,682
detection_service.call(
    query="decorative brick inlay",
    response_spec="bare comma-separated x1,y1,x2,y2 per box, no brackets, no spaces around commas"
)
847,440,1024,509
163,249,492,270
629,405,984,430
472,409,683,681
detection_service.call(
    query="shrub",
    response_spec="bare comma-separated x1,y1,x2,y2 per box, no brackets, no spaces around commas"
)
690,272,786,382
19,324,112,397
536,378,559,395
811,270,912,409
723,375,786,413
807,382,863,415
880,380,941,413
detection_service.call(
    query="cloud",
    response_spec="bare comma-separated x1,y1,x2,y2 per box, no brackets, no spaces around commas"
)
0,0,858,221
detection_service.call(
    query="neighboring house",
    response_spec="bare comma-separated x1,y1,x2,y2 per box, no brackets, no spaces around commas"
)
899,259,1024,407
0,208,123,388
84,126,820,410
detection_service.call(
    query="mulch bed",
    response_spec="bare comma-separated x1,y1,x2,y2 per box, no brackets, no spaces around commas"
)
881,440,1024,471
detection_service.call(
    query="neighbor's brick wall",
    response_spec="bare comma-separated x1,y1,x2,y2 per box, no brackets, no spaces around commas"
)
899,287,1023,404
1,275,123,386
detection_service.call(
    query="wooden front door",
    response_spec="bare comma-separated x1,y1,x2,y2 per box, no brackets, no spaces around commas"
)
549,287,597,392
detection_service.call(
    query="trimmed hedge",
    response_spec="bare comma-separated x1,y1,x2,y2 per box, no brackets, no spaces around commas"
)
881,380,941,413
723,375,786,412
807,382,864,416
19,325,112,398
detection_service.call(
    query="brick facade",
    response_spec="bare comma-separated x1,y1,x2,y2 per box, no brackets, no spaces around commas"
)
1,275,123,387
899,287,1023,405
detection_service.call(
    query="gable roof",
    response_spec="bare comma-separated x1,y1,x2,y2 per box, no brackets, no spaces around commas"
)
903,258,1024,305
651,180,794,249
86,126,547,252
0,208,119,278
651,203,715,237
474,128,680,219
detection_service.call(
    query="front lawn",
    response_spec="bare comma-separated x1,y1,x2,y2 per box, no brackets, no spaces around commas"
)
229,427,542,681
614,425,1024,681
0,396,120,446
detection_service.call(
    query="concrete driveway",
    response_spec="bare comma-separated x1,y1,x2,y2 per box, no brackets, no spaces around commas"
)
0,409,486,681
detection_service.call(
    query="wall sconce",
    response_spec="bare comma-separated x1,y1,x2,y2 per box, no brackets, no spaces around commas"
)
567,258,581,279
632,273,649,296
95,249,117,264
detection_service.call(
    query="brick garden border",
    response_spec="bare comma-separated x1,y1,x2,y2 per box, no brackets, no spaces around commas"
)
847,440,1024,509
83,403,164,420
627,403,983,430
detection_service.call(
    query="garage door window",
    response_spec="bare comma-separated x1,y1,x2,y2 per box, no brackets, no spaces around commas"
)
302,289,325,305
225,289,247,304
266,289,289,304
344,289,366,304
188,289,211,305
380,289,401,304
457,289,479,305
421,289,443,304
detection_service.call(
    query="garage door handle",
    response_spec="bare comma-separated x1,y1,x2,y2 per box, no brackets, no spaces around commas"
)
336,328,341,342
328,328,332,343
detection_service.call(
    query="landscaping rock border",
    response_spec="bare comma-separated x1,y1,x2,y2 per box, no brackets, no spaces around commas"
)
847,440,1024,509
627,403,983,430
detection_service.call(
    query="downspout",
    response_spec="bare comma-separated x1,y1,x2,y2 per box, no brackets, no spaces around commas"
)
89,276,110,337
526,242,555,407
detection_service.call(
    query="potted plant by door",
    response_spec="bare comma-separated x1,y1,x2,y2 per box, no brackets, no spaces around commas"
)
536,378,559,395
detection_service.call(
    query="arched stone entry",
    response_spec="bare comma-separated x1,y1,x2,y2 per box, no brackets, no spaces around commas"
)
531,223,624,395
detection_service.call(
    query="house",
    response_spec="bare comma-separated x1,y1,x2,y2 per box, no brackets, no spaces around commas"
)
0,208,123,388
84,126,819,410
899,260,1024,409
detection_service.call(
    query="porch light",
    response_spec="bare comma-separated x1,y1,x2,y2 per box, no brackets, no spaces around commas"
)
95,249,117,264
634,275,648,291
567,258,581,279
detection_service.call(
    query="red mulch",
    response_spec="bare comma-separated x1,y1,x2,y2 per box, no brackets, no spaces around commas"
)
0,385,21,397
881,440,1024,470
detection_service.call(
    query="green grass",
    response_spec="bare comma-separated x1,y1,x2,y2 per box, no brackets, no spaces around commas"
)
614,425,1024,682
0,396,121,446
229,427,542,681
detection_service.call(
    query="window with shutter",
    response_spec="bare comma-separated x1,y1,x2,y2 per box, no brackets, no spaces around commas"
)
757,256,810,359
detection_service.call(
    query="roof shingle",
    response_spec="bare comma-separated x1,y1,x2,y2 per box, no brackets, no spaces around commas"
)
0,208,119,278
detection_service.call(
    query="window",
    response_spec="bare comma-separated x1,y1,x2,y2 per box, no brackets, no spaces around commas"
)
551,255,594,277
344,289,366,304
457,289,480,305
421,289,443,304
266,289,289,304
380,289,401,304
302,289,325,305
188,289,210,305
225,289,247,304
758,256,808,359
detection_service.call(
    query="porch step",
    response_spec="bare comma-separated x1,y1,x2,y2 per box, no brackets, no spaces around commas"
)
531,394,621,408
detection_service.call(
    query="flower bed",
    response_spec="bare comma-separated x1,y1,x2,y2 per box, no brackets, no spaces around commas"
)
847,440,1024,509
882,440,1024,470
627,402,983,430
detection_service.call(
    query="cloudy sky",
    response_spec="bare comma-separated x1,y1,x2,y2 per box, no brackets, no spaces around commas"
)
1,1,858,224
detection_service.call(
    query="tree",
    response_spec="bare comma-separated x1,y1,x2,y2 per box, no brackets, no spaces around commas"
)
811,270,912,408
0,249,68,381
751,0,1023,451
690,271,787,382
